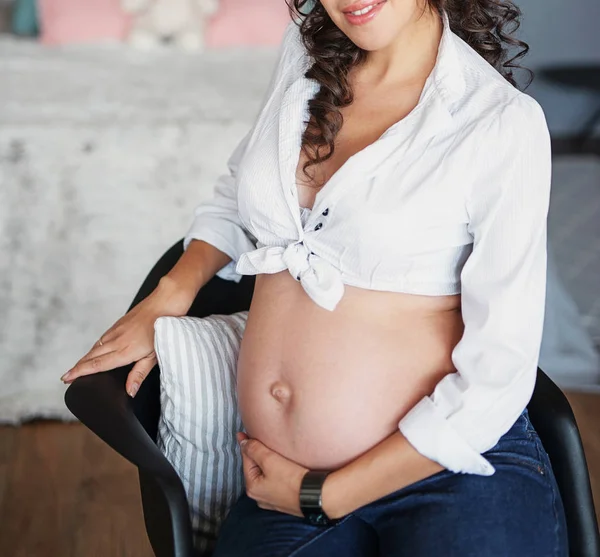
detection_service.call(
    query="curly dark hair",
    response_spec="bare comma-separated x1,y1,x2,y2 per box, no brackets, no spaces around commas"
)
285,0,533,186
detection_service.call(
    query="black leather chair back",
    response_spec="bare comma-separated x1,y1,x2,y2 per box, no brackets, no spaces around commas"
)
528,370,600,556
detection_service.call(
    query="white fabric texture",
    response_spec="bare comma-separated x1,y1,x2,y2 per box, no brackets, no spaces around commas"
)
154,311,248,556
183,10,553,476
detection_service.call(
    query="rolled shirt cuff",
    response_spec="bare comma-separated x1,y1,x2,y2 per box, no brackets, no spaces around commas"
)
398,396,496,476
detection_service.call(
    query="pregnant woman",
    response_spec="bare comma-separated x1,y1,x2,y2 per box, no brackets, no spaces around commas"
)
62,0,569,555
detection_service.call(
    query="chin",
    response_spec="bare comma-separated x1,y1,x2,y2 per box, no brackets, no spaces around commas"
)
328,1,405,52
344,28,398,51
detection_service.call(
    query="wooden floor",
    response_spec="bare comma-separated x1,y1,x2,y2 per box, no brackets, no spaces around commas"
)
0,392,599,557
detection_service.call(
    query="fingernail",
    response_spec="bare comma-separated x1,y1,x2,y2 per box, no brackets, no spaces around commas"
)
61,371,71,382
128,383,139,398
240,439,248,447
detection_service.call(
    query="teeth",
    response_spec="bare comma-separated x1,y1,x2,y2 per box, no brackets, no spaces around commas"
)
351,4,375,15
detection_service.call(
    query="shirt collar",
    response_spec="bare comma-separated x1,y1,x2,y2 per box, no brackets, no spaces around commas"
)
425,8,466,106
377,8,465,143
289,8,466,159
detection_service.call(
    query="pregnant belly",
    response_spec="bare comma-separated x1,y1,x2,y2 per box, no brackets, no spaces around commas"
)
236,272,464,470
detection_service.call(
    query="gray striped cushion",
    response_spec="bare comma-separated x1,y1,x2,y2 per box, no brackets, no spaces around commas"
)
153,311,249,557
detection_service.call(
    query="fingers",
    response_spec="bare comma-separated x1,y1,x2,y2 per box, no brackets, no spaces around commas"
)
241,444,263,484
61,345,124,384
62,306,153,386
93,328,119,349
60,328,119,382
241,438,272,469
125,352,157,398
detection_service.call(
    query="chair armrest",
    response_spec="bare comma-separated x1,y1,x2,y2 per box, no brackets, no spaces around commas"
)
64,365,172,475
64,239,196,556
63,238,253,557
64,366,195,557
64,238,186,446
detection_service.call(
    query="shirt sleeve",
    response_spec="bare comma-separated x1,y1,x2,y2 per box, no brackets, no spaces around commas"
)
182,20,300,282
397,93,552,476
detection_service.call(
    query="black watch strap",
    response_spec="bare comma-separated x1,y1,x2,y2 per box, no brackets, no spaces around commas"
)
299,470,336,526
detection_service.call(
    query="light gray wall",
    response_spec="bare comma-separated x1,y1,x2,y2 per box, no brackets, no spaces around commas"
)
515,0,600,134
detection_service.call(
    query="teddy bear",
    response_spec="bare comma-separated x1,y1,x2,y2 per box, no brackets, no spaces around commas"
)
122,0,219,51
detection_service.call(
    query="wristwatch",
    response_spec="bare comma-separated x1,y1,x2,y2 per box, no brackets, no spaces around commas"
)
299,470,337,526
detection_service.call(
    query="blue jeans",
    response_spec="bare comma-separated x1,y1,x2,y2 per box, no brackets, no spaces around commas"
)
212,409,568,557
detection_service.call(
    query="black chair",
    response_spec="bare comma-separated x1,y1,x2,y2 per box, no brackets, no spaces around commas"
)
65,238,600,557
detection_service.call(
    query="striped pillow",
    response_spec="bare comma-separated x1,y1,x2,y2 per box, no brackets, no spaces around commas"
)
153,311,249,557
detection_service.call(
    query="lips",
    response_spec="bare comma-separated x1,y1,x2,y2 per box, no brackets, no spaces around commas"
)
342,0,386,25
342,0,384,14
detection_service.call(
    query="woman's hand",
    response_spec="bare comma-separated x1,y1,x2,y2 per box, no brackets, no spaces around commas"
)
237,432,310,517
61,275,195,397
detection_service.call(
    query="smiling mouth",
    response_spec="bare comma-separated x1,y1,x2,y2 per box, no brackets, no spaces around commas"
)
343,0,386,17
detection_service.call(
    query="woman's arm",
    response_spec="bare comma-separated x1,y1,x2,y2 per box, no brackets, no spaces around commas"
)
179,20,301,285
62,22,302,389
237,428,443,519
179,127,256,285
159,239,233,303
323,92,552,516
238,93,551,521
393,93,552,476
321,430,443,518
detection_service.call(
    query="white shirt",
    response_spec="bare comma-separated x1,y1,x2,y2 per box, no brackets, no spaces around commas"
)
183,9,552,476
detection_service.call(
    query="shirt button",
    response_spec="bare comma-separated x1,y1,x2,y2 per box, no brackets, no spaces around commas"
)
314,223,323,231
322,208,329,216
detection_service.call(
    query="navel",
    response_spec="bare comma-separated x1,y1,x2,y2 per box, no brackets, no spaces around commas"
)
270,381,292,404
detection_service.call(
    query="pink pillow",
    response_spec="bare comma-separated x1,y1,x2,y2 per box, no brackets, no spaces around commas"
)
206,0,291,47
39,0,131,45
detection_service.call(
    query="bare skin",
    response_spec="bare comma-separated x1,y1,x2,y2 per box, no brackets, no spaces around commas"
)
64,1,460,518
238,274,463,470
61,239,230,396
236,22,464,469
226,4,470,519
